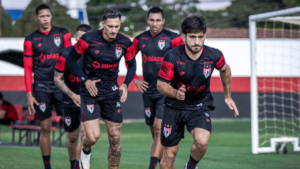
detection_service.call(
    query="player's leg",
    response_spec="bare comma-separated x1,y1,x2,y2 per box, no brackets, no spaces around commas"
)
143,95,155,138
160,105,184,169
33,91,53,169
185,110,212,169
80,95,101,169
63,106,81,169
149,96,164,169
74,122,85,169
101,97,123,169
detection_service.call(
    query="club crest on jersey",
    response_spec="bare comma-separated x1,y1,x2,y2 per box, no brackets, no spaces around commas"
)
115,46,122,59
54,36,61,47
145,108,151,118
65,117,71,127
203,64,212,78
163,125,172,138
39,102,46,113
158,39,165,50
86,104,94,114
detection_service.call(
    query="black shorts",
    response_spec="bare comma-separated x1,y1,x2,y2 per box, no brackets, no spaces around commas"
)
161,105,212,147
63,106,81,132
142,94,164,125
33,91,63,121
80,94,122,123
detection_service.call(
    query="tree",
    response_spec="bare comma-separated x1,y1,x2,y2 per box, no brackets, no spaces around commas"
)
13,0,80,37
1,6,15,37
86,0,146,35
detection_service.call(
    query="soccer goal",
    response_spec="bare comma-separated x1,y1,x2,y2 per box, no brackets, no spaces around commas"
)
250,7,300,154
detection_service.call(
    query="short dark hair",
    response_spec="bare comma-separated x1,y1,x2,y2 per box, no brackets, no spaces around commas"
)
0,92,3,100
76,24,92,33
102,9,121,21
181,14,206,35
147,7,164,18
36,4,51,16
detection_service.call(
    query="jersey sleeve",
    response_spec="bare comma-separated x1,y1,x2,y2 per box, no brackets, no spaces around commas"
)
124,38,134,61
125,38,140,80
62,28,72,48
215,53,226,70
23,37,34,93
158,52,175,82
171,36,184,48
55,50,67,73
74,37,89,55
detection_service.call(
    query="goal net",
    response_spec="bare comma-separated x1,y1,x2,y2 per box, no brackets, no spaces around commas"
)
250,7,300,154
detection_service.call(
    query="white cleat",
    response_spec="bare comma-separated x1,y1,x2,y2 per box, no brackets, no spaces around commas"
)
80,149,91,169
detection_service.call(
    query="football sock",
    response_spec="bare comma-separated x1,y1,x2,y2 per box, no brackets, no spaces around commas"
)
149,157,159,169
42,155,51,169
83,147,91,155
73,160,80,169
187,155,199,169
70,159,76,169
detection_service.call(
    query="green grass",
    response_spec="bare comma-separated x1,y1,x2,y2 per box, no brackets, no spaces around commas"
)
0,119,299,169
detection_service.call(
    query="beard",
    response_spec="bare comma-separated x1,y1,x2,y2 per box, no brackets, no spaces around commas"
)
186,43,202,54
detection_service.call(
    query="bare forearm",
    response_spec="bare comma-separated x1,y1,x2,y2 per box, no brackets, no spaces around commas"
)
54,71,74,98
220,65,232,98
157,80,177,99
0,110,6,119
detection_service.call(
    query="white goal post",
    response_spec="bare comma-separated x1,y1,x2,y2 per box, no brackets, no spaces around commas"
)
249,7,300,154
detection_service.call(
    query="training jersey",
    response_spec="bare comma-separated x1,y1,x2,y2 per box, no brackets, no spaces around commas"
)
23,25,72,93
131,28,183,96
0,100,18,121
55,46,83,107
158,45,226,110
71,29,134,96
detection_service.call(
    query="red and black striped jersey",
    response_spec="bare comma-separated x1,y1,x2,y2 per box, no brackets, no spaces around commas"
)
131,29,184,96
55,46,83,107
158,45,226,110
23,25,72,93
72,29,134,96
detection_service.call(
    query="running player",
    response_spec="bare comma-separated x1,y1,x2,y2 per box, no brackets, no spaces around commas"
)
157,14,239,169
66,9,136,169
54,24,92,169
23,4,72,169
130,7,183,169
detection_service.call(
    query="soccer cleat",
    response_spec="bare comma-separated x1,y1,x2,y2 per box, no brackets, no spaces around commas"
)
184,163,198,169
80,149,91,169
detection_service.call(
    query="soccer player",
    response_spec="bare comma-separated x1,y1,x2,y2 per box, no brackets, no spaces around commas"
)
23,4,72,169
0,92,18,125
66,9,136,169
54,24,92,169
130,7,183,169
157,14,239,169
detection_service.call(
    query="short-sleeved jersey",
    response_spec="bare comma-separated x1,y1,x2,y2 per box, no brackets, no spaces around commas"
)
131,29,183,96
23,26,72,93
55,46,83,107
158,45,226,110
73,29,134,96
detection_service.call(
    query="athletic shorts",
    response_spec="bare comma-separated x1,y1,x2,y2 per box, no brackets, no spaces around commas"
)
63,106,81,132
161,105,212,147
33,91,63,121
80,94,122,123
142,94,164,125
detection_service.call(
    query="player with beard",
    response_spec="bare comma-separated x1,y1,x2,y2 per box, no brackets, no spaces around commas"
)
66,9,136,169
23,4,72,169
54,24,92,169
129,7,183,169
157,14,239,169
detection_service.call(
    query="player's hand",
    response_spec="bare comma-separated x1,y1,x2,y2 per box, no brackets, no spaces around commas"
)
71,94,81,107
225,97,239,117
27,93,39,114
85,79,101,97
133,79,149,93
119,84,128,103
176,84,186,100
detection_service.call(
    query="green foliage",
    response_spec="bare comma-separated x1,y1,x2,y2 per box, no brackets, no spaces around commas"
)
10,0,80,37
1,6,14,37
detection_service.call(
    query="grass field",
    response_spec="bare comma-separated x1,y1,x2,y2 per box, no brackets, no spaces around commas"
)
0,119,299,169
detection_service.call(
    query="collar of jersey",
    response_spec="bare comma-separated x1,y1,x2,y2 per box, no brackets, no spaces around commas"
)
149,27,164,37
38,25,53,35
100,29,119,42
183,45,204,62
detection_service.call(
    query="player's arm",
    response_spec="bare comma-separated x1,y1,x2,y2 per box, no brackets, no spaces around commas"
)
54,54,80,107
23,39,39,114
0,104,7,119
157,54,185,100
217,54,239,117
171,36,184,48
67,38,100,97
120,44,137,102
62,29,72,48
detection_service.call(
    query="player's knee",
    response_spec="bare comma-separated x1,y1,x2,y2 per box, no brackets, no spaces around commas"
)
194,137,209,149
86,132,100,144
153,124,161,137
68,133,79,143
109,135,121,147
164,150,177,162
40,124,52,134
